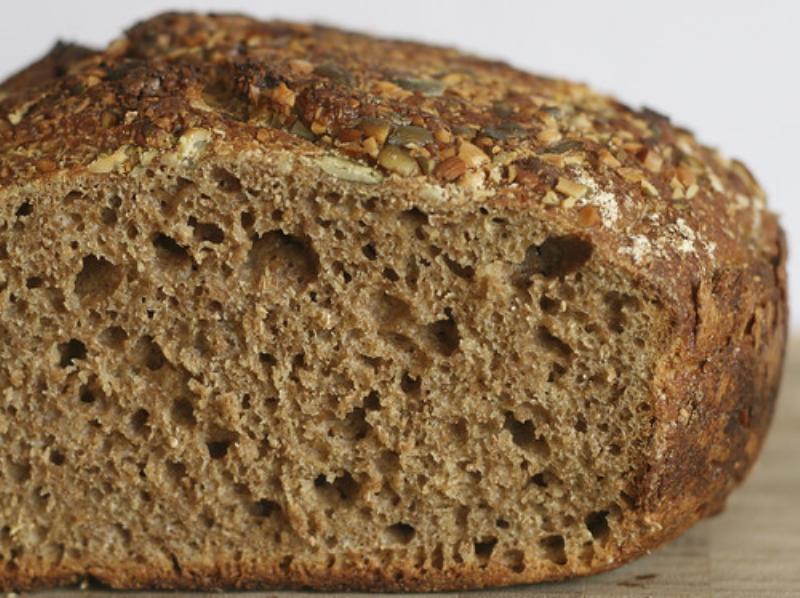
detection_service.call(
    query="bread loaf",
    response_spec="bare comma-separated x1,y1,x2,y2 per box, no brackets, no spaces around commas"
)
0,12,786,591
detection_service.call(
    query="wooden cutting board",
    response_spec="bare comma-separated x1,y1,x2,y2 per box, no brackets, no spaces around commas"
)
30,343,800,598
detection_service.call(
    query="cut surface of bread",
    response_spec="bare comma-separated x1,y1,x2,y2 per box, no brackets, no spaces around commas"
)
0,12,786,592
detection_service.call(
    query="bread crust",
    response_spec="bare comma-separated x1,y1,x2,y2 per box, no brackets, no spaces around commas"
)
0,11,787,592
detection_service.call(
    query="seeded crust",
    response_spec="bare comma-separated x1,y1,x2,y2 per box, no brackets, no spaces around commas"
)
0,12,787,592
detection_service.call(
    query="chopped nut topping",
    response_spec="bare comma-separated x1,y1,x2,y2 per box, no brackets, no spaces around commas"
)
434,156,467,182
271,82,296,107
555,177,588,199
458,141,489,168
542,191,560,205
600,149,622,168
643,150,663,173
288,59,314,75
577,205,602,228
359,118,391,145
434,128,452,144
640,179,659,197
537,128,562,145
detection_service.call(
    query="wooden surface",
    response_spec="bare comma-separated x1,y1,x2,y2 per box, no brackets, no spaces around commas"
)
32,344,800,598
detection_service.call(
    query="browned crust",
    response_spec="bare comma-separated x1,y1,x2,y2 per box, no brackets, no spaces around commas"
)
0,11,787,593
0,41,96,93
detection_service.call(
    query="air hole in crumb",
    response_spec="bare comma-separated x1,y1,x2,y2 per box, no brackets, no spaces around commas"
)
74,256,123,304
400,207,429,228
431,545,445,570
207,441,231,460
605,292,640,333
450,418,468,443
362,243,377,261
58,339,87,368
10,462,31,483
100,208,117,225
540,535,567,565
585,511,610,543
443,254,475,280
79,385,95,404
363,391,381,411
400,372,421,395
609,443,621,456
99,326,128,349
247,230,319,287
537,326,573,359
259,352,277,367
153,234,193,268
241,211,255,229
539,235,593,277
531,472,548,487
211,167,242,192
171,399,196,427
383,267,399,282
165,461,186,485
474,537,498,565
343,407,371,440
424,312,460,356
376,450,400,475
26,276,43,289
251,499,280,518
384,523,416,545
314,471,360,504
744,313,756,336
496,519,510,529
15,202,33,217
192,221,225,244
513,235,593,287
504,412,550,457
574,415,587,433
135,336,166,371
540,295,560,314
502,549,525,573
405,256,420,289
131,409,150,434
371,292,411,326
49,450,66,466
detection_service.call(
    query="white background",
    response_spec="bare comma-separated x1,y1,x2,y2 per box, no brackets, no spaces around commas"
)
2,1,798,329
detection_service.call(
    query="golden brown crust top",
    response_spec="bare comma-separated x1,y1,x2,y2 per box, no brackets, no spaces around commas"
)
0,11,778,282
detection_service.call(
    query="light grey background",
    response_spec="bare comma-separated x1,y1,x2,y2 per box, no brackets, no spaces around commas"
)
2,0,798,328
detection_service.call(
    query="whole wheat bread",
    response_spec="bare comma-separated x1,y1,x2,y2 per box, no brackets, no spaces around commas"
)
0,12,786,592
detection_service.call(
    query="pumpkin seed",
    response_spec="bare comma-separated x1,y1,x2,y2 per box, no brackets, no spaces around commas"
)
481,121,526,140
313,64,354,87
288,120,315,141
378,146,420,177
395,78,445,97
388,125,433,147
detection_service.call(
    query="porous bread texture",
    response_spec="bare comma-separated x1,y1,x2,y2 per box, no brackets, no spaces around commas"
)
0,147,667,590
0,11,787,592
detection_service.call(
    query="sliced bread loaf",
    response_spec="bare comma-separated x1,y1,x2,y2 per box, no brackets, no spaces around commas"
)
0,12,786,591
